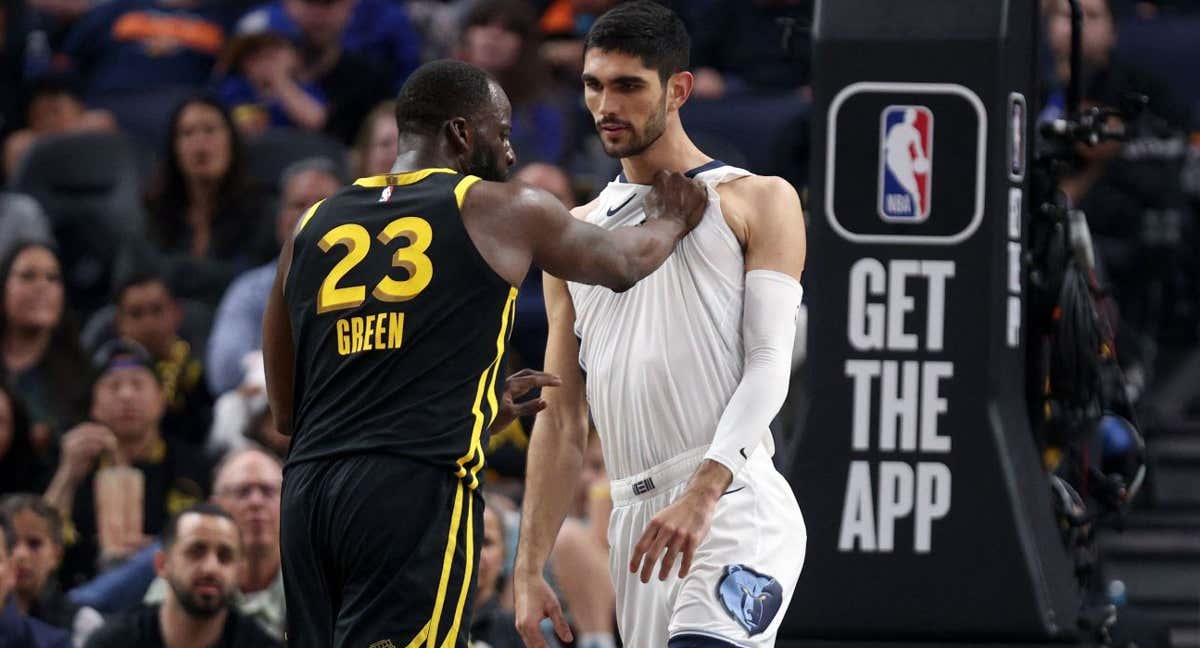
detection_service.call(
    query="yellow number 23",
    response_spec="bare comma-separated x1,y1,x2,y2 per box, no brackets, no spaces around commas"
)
316,216,433,315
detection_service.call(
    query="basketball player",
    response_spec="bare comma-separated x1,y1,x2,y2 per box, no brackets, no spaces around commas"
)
262,59,707,648
514,3,807,647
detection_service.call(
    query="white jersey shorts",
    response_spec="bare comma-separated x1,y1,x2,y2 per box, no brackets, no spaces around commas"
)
607,446,806,647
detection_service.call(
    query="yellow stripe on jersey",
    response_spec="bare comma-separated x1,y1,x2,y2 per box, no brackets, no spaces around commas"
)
438,492,475,648
427,481,466,648
403,622,430,648
354,168,457,188
294,198,326,235
454,288,517,489
453,175,481,209
454,287,517,484
469,294,517,487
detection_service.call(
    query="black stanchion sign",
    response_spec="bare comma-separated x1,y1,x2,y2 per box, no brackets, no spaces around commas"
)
782,0,1080,641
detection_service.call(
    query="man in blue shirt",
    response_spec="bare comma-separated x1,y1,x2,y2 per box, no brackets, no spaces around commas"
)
236,0,421,94
0,510,70,648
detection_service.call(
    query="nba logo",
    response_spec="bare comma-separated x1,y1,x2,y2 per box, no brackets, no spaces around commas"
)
879,105,934,222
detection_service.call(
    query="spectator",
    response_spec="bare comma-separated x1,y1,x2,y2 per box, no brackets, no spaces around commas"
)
44,339,213,587
3,75,118,178
0,242,91,448
457,0,568,164
689,0,812,99
0,194,54,260
405,0,473,61
144,447,285,639
144,96,274,306
236,0,422,93
113,271,213,446
0,384,54,495
83,503,282,648
215,33,328,137
235,0,398,144
349,100,397,179
0,509,70,648
536,0,620,78
56,0,238,101
1043,0,1196,347
206,157,341,397
0,494,104,643
471,505,524,648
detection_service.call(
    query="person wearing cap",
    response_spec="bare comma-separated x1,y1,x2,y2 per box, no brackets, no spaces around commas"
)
44,340,215,589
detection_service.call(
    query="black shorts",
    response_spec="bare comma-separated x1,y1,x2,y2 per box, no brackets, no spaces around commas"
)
281,453,483,648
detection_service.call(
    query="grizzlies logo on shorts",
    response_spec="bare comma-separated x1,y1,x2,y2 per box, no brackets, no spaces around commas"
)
716,565,783,636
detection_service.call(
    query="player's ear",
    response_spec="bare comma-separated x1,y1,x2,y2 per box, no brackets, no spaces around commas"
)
667,70,694,111
445,117,471,155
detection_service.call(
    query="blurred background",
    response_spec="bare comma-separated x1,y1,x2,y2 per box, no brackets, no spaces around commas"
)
0,0,1197,646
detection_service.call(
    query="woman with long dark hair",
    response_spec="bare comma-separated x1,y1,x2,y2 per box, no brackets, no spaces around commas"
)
0,242,90,450
145,95,274,305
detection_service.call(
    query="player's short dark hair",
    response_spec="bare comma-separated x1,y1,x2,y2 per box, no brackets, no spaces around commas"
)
394,59,496,137
0,494,64,547
162,502,238,551
584,0,690,83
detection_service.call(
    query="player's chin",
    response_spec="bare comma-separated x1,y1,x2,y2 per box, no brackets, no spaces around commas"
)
601,140,635,159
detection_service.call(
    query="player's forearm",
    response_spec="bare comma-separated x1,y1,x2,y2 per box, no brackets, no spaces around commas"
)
516,416,588,576
703,270,802,478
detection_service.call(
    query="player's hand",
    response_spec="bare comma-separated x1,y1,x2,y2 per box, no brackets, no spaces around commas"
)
514,572,573,648
629,488,717,583
491,369,562,433
644,169,708,234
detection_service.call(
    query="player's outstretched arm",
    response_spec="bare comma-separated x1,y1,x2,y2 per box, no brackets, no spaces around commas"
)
514,274,587,648
262,229,298,437
523,170,706,292
629,175,807,583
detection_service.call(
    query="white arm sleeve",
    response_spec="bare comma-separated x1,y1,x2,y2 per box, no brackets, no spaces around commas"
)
704,269,803,477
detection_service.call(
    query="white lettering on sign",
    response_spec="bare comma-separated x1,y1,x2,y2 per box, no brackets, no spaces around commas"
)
847,259,954,353
838,460,952,554
840,258,955,554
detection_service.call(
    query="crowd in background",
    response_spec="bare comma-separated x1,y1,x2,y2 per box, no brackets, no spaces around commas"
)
0,0,1197,645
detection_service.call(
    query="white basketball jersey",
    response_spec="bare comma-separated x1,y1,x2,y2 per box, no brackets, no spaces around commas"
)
567,162,773,480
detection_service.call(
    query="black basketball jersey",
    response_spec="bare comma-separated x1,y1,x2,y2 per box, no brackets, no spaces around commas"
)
283,168,515,486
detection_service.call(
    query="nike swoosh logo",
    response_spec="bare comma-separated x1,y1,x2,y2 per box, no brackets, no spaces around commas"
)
606,194,636,217
739,447,749,460
721,486,746,498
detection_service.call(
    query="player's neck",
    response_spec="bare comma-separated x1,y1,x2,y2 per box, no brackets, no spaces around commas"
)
619,126,709,185
388,138,458,177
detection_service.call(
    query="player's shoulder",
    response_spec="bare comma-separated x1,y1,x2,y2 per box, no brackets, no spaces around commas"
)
716,173,799,205
719,174,802,221
570,196,601,221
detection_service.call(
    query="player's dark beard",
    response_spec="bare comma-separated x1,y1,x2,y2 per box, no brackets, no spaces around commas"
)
600,93,668,159
464,143,507,182
167,574,235,619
